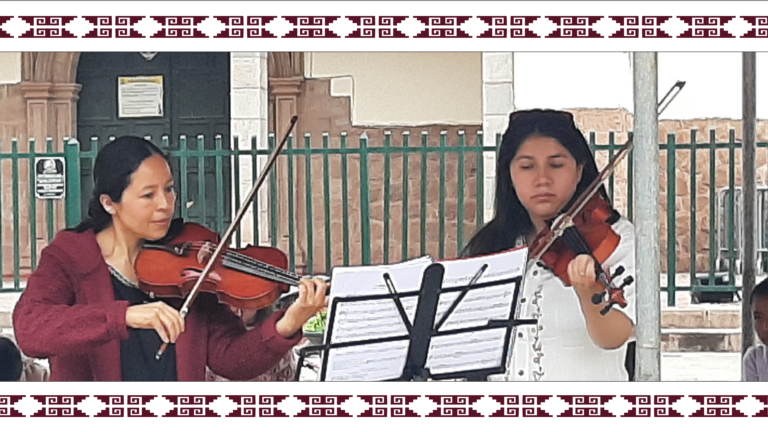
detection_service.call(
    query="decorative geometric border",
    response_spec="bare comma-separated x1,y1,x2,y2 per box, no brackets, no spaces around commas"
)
0,15,766,39
2,394,768,417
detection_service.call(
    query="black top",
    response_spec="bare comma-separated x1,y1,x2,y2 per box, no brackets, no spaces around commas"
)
111,272,178,381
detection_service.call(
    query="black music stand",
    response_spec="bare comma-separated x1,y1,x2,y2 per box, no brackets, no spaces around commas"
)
294,261,537,382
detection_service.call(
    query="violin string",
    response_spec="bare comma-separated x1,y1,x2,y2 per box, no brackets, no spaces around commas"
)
562,228,616,289
186,242,302,285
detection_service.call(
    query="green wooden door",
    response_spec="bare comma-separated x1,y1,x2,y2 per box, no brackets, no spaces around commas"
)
75,52,232,230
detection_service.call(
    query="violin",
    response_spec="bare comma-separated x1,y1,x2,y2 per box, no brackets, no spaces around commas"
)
135,222,302,310
527,81,686,315
136,115,302,360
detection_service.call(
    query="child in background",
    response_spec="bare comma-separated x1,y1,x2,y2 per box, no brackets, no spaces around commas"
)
743,278,768,381
0,334,49,381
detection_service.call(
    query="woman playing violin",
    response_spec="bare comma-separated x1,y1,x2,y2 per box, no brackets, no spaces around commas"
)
12,136,328,381
462,110,636,381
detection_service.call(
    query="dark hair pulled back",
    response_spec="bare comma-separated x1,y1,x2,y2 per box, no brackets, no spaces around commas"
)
69,136,166,233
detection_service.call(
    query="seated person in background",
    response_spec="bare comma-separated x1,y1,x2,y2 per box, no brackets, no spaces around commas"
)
744,278,768,382
0,335,49,381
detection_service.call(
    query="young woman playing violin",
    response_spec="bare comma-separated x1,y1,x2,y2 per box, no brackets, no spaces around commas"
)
12,136,328,381
462,109,636,381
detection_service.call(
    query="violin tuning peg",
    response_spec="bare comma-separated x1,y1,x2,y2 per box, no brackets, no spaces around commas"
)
591,292,605,305
599,303,613,316
622,275,634,287
611,266,625,278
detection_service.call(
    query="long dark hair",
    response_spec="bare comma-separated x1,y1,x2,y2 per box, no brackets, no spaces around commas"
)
461,109,617,257
69,136,167,234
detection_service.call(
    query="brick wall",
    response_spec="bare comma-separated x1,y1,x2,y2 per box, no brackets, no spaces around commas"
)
572,108,768,273
287,78,484,273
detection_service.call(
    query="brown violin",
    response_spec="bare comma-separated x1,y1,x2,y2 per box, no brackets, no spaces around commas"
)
528,81,685,315
136,115,301,360
135,222,302,310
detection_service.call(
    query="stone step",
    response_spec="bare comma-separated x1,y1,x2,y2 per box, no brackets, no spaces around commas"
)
661,328,741,353
661,306,741,329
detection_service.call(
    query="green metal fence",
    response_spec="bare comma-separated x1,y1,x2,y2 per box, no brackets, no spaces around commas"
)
0,138,71,292
587,129,768,306
0,129,763,307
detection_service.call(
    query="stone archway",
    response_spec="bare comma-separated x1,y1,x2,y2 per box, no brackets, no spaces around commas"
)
0,53,81,279
19,52,82,150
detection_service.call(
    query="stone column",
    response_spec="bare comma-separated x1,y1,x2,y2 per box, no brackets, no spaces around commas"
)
50,83,80,234
15,82,53,272
482,52,514,224
269,77,307,274
230,52,269,247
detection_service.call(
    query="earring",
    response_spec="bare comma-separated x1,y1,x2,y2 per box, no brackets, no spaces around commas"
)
106,207,114,214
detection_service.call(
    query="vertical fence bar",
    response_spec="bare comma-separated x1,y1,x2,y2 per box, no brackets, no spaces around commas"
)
269,133,278,248
728,129,736,292
46,139,54,244
250,136,258,247
360,134,371,265
420,131,428,257
179,135,189,222
438,131,447,259
608,131,615,202
287,134,296,272
215,135,224,234
64,139,81,227
476,132,485,229
383,131,391,264
690,129,698,292
304,133,315,273
589,131,597,159
457,130,466,254
28,139,37,270
402,131,410,261
667,133,677,306
322,133,332,274
233,136,242,247
12,139,20,289
708,129,717,284
197,135,207,228
341,132,350,266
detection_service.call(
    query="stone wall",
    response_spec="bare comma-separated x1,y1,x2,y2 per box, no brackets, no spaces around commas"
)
571,108,768,273
285,78,483,274
0,83,32,279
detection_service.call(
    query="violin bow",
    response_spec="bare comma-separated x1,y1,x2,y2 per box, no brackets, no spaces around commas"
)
529,81,685,265
155,115,299,361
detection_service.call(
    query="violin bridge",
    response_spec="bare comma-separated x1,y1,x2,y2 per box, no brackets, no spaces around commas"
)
197,241,213,264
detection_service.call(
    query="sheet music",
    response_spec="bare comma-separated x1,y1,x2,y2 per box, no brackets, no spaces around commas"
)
323,340,409,381
322,247,529,380
327,260,431,344
425,328,508,375
329,256,433,298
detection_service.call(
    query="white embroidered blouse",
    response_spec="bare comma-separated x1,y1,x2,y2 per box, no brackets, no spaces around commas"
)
495,216,637,381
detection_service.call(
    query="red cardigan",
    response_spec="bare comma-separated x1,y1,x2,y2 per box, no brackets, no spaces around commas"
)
12,227,302,381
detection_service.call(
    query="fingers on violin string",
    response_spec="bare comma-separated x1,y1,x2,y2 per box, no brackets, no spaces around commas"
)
297,280,309,305
313,277,327,302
